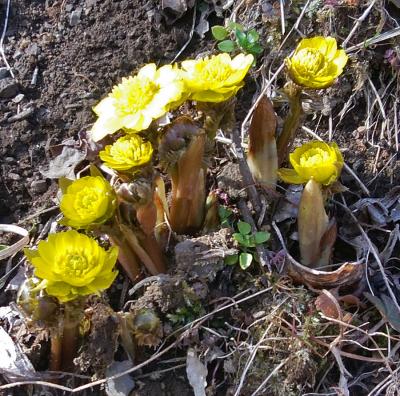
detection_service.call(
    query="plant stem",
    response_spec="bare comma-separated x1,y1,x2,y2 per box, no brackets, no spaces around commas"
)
276,83,304,166
50,331,62,372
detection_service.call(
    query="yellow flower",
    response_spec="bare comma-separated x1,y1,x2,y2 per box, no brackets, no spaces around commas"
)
181,53,254,102
286,36,348,89
99,135,153,171
278,141,344,185
60,176,116,229
24,231,118,303
90,64,184,142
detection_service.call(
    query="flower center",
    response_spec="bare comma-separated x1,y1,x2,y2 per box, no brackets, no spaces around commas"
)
113,77,159,116
294,48,326,76
64,253,90,277
74,187,103,217
199,59,232,83
300,148,330,167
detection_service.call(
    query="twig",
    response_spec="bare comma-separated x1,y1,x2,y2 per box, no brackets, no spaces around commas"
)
0,0,14,78
171,1,197,63
250,358,289,396
342,0,378,48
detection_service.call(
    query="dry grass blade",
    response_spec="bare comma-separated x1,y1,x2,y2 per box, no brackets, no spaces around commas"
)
0,224,29,261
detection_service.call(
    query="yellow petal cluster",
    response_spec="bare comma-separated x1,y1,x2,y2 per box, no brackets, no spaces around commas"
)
99,135,153,171
24,231,118,303
286,36,348,89
60,176,116,229
181,53,254,102
278,141,344,186
90,64,184,142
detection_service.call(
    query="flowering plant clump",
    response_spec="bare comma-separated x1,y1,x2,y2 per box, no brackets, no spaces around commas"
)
90,64,184,142
286,36,348,89
99,134,153,171
60,176,116,229
278,141,344,186
24,231,119,303
181,53,254,102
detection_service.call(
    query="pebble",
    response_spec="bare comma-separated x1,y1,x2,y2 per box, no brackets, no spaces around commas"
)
30,180,48,194
69,8,82,26
26,43,40,56
0,78,19,98
0,67,10,79
8,173,21,181
12,94,25,103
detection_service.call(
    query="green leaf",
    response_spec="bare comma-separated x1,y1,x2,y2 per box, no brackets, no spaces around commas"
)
239,253,253,270
0,244,8,251
212,25,229,41
248,43,264,55
233,232,246,245
247,29,260,44
237,221,251,235
218,40,236,52
254,231,270,245
225,254,239,265
235,28,248,48
218,206,232,220
228,22,243,31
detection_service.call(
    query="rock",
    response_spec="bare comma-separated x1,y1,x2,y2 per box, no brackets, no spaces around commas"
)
26,43,39,56
0,78,18,99
30,180,48,194
12,94,25,103
0,67,10,79
69,8,82,26
85,0,98,7
8,173,21,181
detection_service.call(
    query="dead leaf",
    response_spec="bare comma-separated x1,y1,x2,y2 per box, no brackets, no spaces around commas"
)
186,348,207,396
105,360,135,396
364,293,400,332
287,259,364,289
315,293,341,319
40,145,86,179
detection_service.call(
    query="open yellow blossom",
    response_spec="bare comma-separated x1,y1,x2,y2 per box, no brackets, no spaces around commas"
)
24,231,118,303
278,141,344,185
181,53,254,102
90,64,184,142
286,36,348,89
60,176,116,229
99,135,153,171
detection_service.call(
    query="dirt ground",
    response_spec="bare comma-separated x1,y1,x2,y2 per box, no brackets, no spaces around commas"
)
1,0,400,395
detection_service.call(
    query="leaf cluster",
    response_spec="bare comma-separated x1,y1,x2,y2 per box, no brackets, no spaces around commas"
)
211,23,263,58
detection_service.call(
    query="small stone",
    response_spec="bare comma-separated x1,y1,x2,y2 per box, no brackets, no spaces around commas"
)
0,67,10,79
30,180,48,194
12,93,25,103
69,8,82,26
85,0,98,7
4,157,16,163
8,173,21,181
26,43,40,56
0,78,19,98
65,4,73,12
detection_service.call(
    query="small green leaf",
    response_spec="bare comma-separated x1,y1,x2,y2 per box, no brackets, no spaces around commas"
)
247,29,260,44
248,43,264,55
233,232,246,245
218,206,232,220
212,25,229,41
218,40,236,52
225,254,239,265
239,253,253,270
237,221,251,235
0,244,8,251
228,22,243,31
235,28,248,48
254,231,270,245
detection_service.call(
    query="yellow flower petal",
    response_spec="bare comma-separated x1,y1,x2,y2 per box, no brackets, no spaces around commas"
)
278,140,344,186
286,36,348,89
24,231,119,303
181,53,253,103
